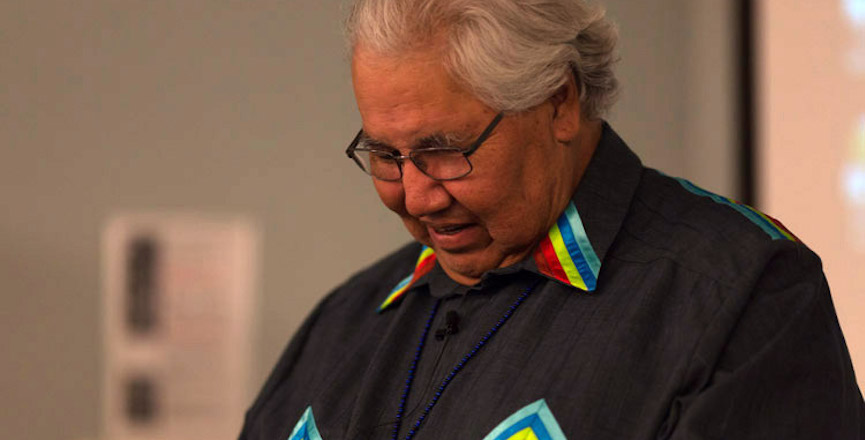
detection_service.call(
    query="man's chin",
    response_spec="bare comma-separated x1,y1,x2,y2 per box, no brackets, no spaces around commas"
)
434,250,492,286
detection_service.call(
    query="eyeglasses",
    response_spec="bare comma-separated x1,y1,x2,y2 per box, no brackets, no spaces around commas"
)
345,112,504,181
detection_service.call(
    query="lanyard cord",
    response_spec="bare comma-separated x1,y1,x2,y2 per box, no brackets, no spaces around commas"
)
392,279,541,440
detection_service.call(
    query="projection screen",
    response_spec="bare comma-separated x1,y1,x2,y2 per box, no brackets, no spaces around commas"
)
756,0,865,386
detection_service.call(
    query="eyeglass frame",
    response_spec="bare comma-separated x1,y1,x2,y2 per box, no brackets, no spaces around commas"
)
345,111,505,182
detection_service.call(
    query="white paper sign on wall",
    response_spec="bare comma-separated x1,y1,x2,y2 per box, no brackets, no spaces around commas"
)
101,213,258,440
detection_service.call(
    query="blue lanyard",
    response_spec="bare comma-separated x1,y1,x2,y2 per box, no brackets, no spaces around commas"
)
392,279,541,440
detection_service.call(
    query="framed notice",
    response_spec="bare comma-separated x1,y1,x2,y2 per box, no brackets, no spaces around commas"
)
101,213,258,440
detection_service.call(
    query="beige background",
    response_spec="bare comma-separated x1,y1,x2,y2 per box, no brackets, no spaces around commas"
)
0,1,781,439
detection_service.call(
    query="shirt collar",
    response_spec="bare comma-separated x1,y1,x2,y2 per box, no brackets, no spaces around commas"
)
377,245,436,312
377,123,643,312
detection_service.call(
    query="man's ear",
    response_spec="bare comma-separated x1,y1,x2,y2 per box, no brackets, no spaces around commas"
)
550,71,582,143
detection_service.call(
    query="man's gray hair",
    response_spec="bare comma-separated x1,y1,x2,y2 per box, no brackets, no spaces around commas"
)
346,0,619,120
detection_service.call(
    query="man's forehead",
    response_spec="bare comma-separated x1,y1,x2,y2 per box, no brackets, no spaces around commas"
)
351,44,496,149
353,84,483,150
351,39,451,75
352,47,475,111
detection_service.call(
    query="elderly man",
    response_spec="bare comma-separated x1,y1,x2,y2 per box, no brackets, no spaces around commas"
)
240,0,864,439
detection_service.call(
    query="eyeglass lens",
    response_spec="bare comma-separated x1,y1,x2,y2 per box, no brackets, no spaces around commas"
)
352,149,472,181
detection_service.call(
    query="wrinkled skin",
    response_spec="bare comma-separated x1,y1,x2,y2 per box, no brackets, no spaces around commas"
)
351,44,600,285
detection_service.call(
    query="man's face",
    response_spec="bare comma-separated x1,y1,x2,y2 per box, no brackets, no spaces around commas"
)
351,46,577,285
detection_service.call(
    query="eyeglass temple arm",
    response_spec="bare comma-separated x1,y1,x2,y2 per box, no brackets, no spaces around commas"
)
345,129,364,157
463,112,504,155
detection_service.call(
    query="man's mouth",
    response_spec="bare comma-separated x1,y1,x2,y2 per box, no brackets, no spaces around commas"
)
432,224,471,235
425,222,484,251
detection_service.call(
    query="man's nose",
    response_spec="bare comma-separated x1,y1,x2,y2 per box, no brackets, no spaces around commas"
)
401,160,452,217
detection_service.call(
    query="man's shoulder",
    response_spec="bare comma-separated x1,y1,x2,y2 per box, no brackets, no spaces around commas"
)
619,168,814,289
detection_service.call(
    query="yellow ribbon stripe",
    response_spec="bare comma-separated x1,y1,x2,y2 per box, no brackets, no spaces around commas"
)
548,224,588,291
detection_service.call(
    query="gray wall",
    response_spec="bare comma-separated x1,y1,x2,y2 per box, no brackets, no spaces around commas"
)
606,0,737,196
0,1,737,439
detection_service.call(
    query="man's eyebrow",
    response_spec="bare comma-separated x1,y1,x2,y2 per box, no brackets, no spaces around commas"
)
356,133,395,151
358,130,470,151
416,132,469,149
358,131,468,151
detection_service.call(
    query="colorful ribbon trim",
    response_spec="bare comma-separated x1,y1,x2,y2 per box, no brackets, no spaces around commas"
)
482,399,567,440
377,246,436,313
533,201,601,291
287,406,323,440
379,201,600,312
675,178,798,242
289,400,566,440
